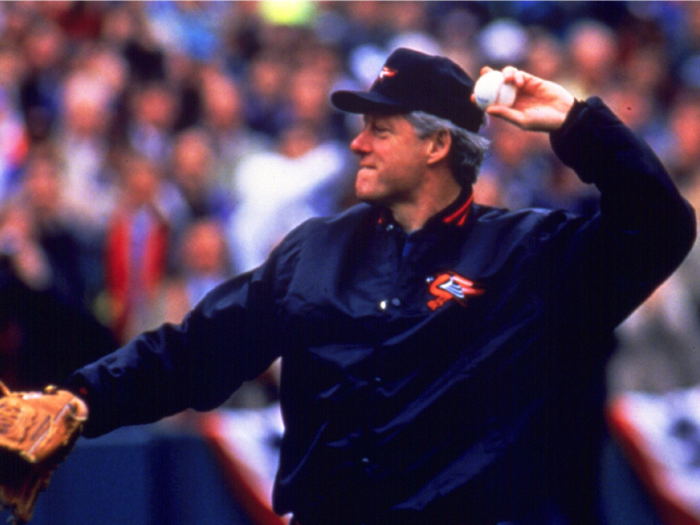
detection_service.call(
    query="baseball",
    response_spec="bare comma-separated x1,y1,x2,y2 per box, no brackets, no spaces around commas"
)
473,70,517,110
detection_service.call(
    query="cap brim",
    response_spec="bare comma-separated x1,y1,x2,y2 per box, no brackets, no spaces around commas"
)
331,90,406,115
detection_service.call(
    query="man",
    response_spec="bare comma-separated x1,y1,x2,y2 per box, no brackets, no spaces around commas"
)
66,48,695,524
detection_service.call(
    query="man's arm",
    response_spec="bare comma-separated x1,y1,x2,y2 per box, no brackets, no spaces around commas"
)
547,96,695,329
67,262,285,438
477,66,696,330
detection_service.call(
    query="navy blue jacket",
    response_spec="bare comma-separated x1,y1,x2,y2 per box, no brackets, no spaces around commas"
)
69,98,696,524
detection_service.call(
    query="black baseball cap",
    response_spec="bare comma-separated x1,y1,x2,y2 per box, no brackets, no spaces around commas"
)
331,47,485,133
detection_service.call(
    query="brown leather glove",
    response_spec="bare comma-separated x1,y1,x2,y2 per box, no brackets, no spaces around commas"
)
0,381,88,523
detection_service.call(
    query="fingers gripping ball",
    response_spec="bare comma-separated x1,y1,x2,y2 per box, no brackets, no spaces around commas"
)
473,70,517,110
0,381,88,523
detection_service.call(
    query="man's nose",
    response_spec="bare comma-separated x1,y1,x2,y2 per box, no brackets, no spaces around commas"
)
350,129,370,154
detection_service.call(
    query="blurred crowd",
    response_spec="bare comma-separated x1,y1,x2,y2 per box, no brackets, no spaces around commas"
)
0,1,699,403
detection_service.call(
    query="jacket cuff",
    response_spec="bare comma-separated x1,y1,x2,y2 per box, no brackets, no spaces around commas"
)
65,372,100,437
549,96,609,184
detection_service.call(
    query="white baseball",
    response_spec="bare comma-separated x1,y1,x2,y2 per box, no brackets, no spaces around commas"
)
473,70,517,110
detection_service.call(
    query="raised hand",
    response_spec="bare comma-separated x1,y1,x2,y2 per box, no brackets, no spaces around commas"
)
472,66,576,132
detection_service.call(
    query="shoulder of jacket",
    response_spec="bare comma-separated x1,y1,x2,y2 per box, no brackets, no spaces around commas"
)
473,203,574,225
271,203,375,255
472,203,587,244
290,202,375,235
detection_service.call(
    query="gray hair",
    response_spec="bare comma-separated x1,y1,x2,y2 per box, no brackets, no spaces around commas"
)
405,111,490,187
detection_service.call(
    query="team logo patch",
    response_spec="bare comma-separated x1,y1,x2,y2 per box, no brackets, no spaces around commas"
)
378,67,397,81
426,271,484,311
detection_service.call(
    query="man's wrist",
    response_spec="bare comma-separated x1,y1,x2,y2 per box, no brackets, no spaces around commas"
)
551,98,587,137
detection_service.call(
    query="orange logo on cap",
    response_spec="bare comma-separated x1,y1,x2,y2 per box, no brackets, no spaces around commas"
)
427,271,484,311
378,67,397,81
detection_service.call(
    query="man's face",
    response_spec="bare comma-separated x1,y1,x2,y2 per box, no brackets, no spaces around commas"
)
349,114,430,206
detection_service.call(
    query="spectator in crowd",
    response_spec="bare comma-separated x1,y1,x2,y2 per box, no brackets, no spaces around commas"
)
126,82,178,165
0,42,25,96
622,43,672,102
478,117,597,214
522,27,567,86
19,149,89,308
0,197,117,392
143,1,230,63
435,6,486,76
285,64,350,142
198,67,270,189
662,93,700,188
669,2,700,90
0,88,28,202
42,1,104,43
0,202,54,294
169,127,234,227
57,71,120,228
338,2,395,52
243,51,292,139
227,120,353,272
18,18,66,143
383,2,442,57
603,81,666,149
101,3,168,85
157,218,232,325
676,176,700,323
608,272,700,397
477,18,529,71
103,152,172,342
561,19,620,99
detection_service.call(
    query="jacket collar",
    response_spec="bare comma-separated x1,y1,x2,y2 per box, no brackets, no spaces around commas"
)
376,187,474,232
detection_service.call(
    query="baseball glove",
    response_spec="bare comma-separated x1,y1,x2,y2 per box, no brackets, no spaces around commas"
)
0,381,88,523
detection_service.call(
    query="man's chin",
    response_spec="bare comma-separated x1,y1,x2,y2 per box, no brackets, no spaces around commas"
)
356,191,386,206
355,178,395,207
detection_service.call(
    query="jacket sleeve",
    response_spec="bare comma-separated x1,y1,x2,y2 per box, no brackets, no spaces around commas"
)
67,249,289,438
542,97,696,335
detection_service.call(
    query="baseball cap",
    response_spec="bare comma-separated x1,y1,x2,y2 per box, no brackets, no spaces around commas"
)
331,47,484,133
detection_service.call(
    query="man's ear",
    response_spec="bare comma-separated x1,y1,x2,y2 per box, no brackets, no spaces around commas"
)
426,129,452,166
